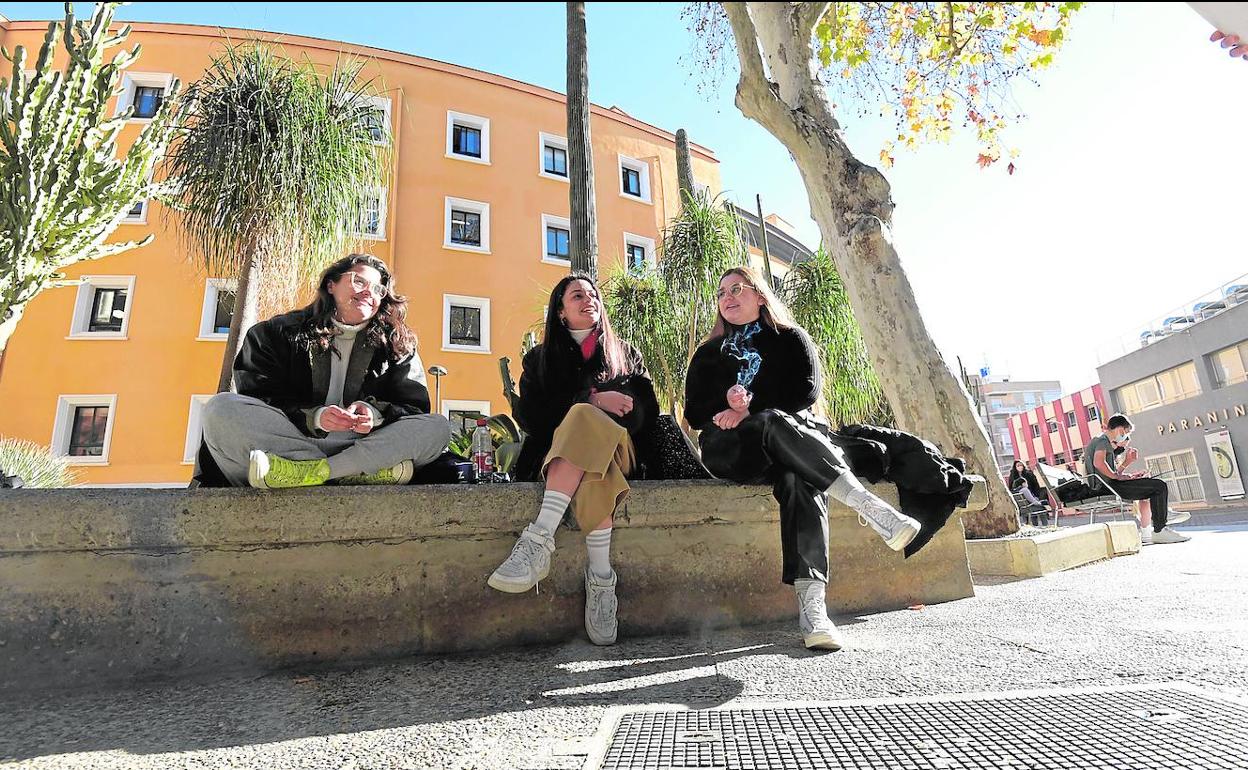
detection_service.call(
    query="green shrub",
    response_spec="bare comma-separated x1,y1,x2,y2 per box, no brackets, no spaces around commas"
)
0,437,79,488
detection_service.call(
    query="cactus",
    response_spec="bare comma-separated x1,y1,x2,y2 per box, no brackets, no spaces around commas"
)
0,2,180,354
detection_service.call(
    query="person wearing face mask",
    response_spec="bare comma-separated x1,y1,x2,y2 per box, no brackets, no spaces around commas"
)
196,254,451,489
1085,414,1189,545
487,274,659,647
684,267,973,652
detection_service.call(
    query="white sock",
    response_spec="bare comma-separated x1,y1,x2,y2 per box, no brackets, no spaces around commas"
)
533,490,571,536
828,473,870,507
586,527,613,579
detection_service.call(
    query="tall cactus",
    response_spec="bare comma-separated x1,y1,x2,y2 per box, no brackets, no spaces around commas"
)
0,2,179,355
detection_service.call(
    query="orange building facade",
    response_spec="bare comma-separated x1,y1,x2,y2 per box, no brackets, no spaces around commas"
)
0,19,728,485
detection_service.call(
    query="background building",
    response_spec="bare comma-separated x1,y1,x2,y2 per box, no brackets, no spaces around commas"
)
1096,274,1248,508
1007,384,1108,469
0,19,807,486
964,376,1063,471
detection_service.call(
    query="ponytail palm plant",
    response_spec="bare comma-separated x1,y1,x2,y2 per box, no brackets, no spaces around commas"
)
161,44,389,391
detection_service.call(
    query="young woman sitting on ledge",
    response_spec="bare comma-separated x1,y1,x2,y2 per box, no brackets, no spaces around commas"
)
488,274,659,646
199,253,450,489
685,267,973,652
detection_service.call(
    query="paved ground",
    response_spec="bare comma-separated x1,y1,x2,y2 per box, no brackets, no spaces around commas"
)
3,523,1246,770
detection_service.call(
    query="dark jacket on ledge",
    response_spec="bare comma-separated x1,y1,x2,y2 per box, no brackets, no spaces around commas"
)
684,321,972,557
512,334,660,482
191,307,433,487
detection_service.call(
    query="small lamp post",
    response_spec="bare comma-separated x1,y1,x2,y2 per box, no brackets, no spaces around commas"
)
428,365,448,415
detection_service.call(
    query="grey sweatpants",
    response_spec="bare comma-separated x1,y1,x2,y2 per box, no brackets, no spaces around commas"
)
202,393,451,487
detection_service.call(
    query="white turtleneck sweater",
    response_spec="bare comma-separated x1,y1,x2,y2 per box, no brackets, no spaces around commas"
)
314,317,379,432
568,327,593,344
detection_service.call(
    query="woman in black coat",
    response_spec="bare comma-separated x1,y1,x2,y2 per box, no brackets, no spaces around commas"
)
685,267,930,652
488,274,658,647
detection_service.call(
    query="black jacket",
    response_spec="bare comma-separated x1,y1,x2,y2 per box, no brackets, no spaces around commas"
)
512,335,659,482
684,323,821,431
684,322,972,558
1009,468,1042,498
190,307,432,487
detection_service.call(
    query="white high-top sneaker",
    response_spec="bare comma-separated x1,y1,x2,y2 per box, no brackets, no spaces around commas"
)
794,579,844,651
488,524,556,593
584,567,619,646
852,494,921,552
1151,526,1191,545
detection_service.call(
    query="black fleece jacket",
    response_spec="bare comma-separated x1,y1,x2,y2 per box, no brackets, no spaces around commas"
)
684,323,821,430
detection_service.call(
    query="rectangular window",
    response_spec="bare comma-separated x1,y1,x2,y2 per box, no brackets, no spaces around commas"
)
1114,362,1202,414
1031,424,1041,439
52,395,117,464
183,395,213,463
1085,404,1100,423
68,405,110,457
448,305,481,347
544,145,567,177
446,111,490,163
622,167,641,196
88,287,127,333
1210,341,1248,388
198,278,238,340
1146,450,1205,504
452,124,482,158
443,400,492,435
350,190,386,239
442,294,491,353
132,86,163,119
1047,419,1058,434
451,210,481,246
360,96,391,144
1065,411,1077,428
626,244,647,272
213,291,235,335
123,199,146,223
546,225,570,261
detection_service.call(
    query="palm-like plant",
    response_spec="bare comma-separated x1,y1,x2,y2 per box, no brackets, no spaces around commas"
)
780,248,887,425
161,44,389,391
0,437,79,488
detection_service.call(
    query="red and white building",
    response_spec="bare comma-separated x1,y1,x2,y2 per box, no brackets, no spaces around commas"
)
1007,385,1110,469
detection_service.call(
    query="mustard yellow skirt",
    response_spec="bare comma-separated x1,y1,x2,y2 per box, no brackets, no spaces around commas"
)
542,403,635,531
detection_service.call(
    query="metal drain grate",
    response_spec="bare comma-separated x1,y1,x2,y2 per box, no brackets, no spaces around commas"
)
590,686,1248,770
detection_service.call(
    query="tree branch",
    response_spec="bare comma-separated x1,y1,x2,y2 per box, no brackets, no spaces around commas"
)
722,3,769,94
797,2,831,38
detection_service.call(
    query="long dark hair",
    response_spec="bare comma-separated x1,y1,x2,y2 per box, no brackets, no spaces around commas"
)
295,253,415,358
1009,460,1026,485
540,274,630,382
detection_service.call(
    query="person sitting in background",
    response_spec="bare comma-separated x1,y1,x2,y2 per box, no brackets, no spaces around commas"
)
1085,414,1189,545
1008,460,1050,526
199,254,450,489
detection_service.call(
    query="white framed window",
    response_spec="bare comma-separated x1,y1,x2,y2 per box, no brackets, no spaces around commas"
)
539,132,569,181
182,394,214,464
1145,449,1206,504
68,275,135,339
623,232,657,272
442,294,491,354
115,72,173,121
51,394,118,465
541,214,571,265
349,187,388,240
442,399,492,434
446,110,490,164
618,154,652,204
443,197,490,253
121,198,148,225
198,278,237,340
360,95,392,145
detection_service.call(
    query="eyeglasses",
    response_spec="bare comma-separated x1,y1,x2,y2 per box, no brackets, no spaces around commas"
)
716,282,755,301
344,273,386,297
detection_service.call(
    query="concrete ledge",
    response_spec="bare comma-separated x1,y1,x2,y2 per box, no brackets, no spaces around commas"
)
967,522,1141,578
0,478,986,692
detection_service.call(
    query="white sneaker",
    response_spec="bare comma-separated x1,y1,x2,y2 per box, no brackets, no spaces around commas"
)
795,579,844,651
852,494,921,552
1139,527,1153,546
1151,526,1191,545
1165,510,1191,526
488,524,555,593
584,568,619,646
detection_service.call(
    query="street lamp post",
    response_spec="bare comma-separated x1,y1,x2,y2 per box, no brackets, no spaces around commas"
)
428,365,448,415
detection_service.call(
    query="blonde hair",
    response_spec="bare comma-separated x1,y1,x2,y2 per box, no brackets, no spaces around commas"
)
709,266,797,339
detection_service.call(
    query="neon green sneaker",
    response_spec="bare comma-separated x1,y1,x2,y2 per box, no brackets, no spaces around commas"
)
334,460,415,486
247,450,330,490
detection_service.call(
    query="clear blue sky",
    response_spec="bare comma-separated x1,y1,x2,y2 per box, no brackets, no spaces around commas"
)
5,2,1246,393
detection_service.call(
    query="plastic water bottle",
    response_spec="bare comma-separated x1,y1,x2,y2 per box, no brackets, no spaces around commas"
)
471,418,495,481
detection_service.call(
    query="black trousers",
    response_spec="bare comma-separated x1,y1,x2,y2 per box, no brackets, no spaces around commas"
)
699,409,852,585
1102,477,1170,531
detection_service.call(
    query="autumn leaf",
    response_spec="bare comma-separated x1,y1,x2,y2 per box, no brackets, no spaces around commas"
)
1007,162,1016,175
977,153,996,169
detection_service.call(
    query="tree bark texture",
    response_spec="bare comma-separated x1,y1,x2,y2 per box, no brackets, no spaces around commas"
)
216,246,262,393
567,1,598,279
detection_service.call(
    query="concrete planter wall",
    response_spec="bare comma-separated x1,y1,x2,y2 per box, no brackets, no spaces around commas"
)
0,478,985,692
966,521,1141,578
